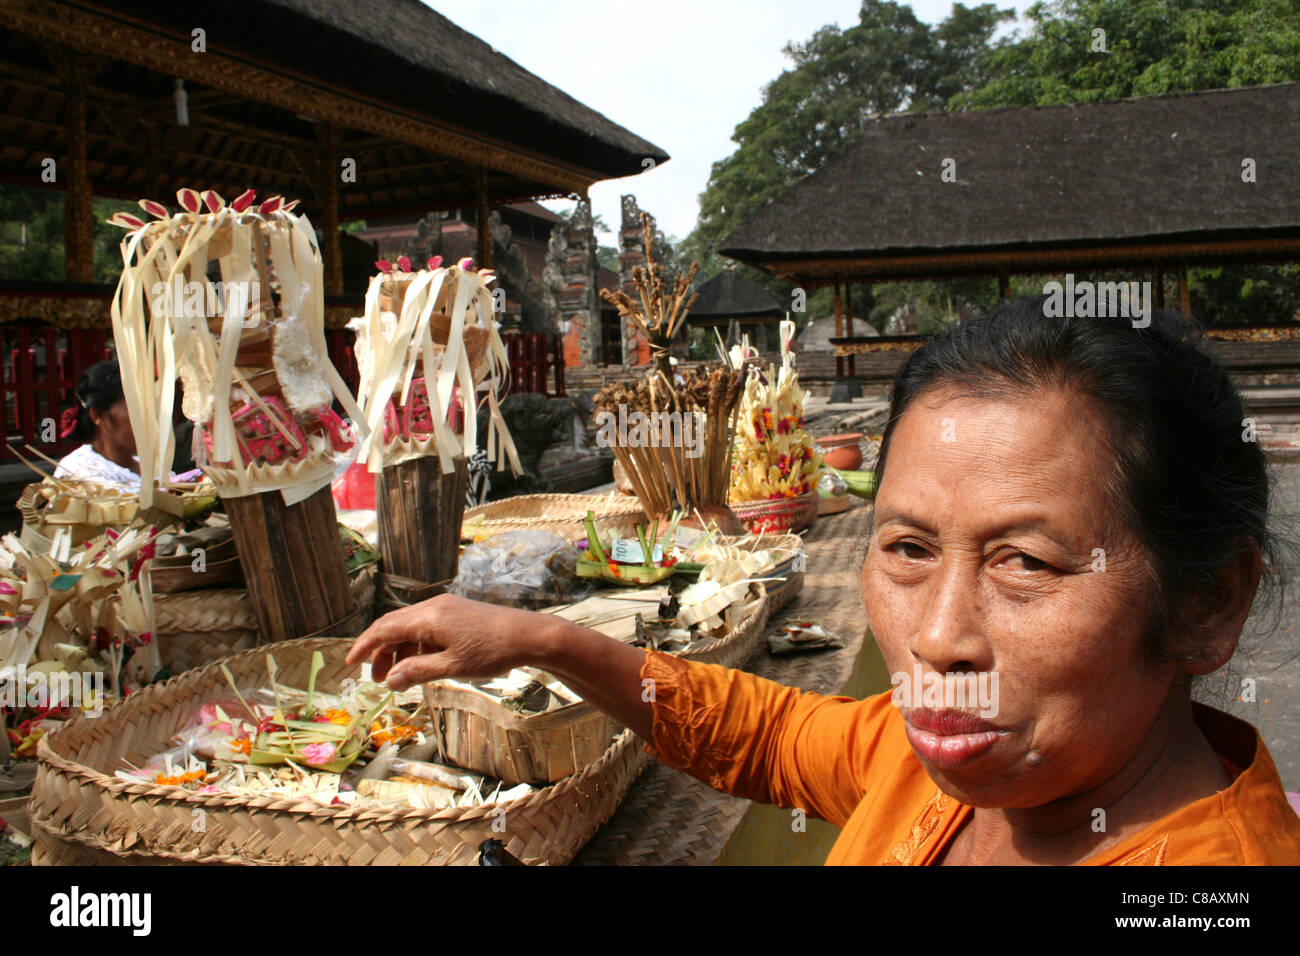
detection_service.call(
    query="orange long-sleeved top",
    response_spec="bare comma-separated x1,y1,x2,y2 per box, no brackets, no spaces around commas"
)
640,650,1300,865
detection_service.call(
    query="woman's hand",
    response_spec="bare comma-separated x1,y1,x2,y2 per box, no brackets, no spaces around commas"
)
345,593,656,740
345,594,553,690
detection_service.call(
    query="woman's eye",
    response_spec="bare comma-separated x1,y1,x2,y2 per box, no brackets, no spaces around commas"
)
890,541,930,560
1005,552,1049,572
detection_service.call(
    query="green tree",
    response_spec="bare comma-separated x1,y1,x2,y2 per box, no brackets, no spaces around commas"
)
692,1,1014,258
953,0,1300,109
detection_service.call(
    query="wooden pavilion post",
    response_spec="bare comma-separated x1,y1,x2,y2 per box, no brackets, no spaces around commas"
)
833,281,844,378
997,270,1011,301
314,124,345,296
844,283,857,378
476,166,493,270
1154,264,1166,308
61,52,94,283
1178,259,1191,316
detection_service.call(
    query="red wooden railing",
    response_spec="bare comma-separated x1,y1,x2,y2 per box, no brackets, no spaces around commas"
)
0,290,562,463
0,323,110,461
506,332,565,397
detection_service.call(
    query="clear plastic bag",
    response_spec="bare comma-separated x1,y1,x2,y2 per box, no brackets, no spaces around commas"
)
450,530,592,609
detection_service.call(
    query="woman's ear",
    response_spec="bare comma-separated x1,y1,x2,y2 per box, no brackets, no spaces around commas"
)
87,407,103,429
1174,539,1263,676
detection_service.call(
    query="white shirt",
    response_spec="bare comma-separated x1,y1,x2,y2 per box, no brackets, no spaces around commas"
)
54,444,145,492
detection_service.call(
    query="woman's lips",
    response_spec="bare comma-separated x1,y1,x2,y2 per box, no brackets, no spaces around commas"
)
902,708,1004,769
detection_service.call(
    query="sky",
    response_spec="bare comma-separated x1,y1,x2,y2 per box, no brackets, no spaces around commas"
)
427,0,1037,244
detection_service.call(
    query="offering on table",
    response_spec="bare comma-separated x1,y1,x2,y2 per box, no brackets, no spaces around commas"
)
107,188,366,506
352,255,520,597
576,511,682,586
107,187,368,641
593,213,745,527
730,341,821,505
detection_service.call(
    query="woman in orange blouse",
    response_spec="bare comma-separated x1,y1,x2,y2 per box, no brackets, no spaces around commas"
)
349,298,1300,865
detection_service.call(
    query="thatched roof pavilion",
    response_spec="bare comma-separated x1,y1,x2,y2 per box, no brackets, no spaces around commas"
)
719,84,1300,290
687,269,785,324
718,83,1300,374
0,0,664,463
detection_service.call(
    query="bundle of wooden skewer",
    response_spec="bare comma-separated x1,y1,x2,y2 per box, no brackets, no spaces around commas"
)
599,212,698,377
593,365,744,518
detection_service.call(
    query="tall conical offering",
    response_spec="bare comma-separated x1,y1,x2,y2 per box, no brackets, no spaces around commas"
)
353,255,519,609
107,188,369,641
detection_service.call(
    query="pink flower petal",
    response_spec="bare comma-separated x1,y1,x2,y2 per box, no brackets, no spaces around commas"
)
457,257,474,270
301,742,337,767
139,199,169,219
258,195,283,214
108,212,146,229
396,255,411,272
375,259,393,274
281,199,300,212
176,188,201,213
427,255,443,270
231,188,257,212
201,189,225,212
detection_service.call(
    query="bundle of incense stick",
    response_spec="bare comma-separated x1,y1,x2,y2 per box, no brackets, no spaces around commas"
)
106,188,367,508
599,212,698,376
593,365,744,517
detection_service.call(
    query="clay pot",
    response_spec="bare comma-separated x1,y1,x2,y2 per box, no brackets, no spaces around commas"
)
815,433,864,471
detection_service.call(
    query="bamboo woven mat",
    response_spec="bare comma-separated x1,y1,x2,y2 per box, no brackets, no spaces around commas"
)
573,498,874,866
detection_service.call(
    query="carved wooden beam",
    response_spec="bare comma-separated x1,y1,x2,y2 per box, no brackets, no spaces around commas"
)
2,0,600,199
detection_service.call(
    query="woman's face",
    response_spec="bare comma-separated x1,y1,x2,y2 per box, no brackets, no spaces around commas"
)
861,386,1180,809
90,398,137,455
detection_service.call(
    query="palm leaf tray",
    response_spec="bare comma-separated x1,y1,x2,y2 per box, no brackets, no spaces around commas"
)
29,583,768,866
28,636,643,866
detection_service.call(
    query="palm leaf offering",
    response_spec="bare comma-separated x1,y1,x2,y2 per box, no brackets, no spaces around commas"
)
576,511,682,586
351,255,520,476
0,520,160,702
111,647,553,811
730,347,821,503
107,187,367,507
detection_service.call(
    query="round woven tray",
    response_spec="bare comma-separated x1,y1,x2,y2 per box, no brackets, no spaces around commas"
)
731,491,819,535
462,493,646,543
155,563,377,674
30,636,648,866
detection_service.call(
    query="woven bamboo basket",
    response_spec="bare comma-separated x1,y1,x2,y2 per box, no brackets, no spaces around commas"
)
423,685,625,788
421,582,768,789
30,636,648,866
731,490,819,536
462,493,646,543
676,582,770,670
155,563,377,674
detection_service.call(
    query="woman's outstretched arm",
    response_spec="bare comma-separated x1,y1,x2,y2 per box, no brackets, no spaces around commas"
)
345,593,654,740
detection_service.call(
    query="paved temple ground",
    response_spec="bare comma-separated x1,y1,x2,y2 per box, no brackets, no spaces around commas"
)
1199,459,1300,791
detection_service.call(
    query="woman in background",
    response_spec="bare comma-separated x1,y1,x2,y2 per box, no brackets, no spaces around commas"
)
55,359,145,491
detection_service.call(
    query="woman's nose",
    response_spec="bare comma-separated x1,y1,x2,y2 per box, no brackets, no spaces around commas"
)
910,557,993,674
